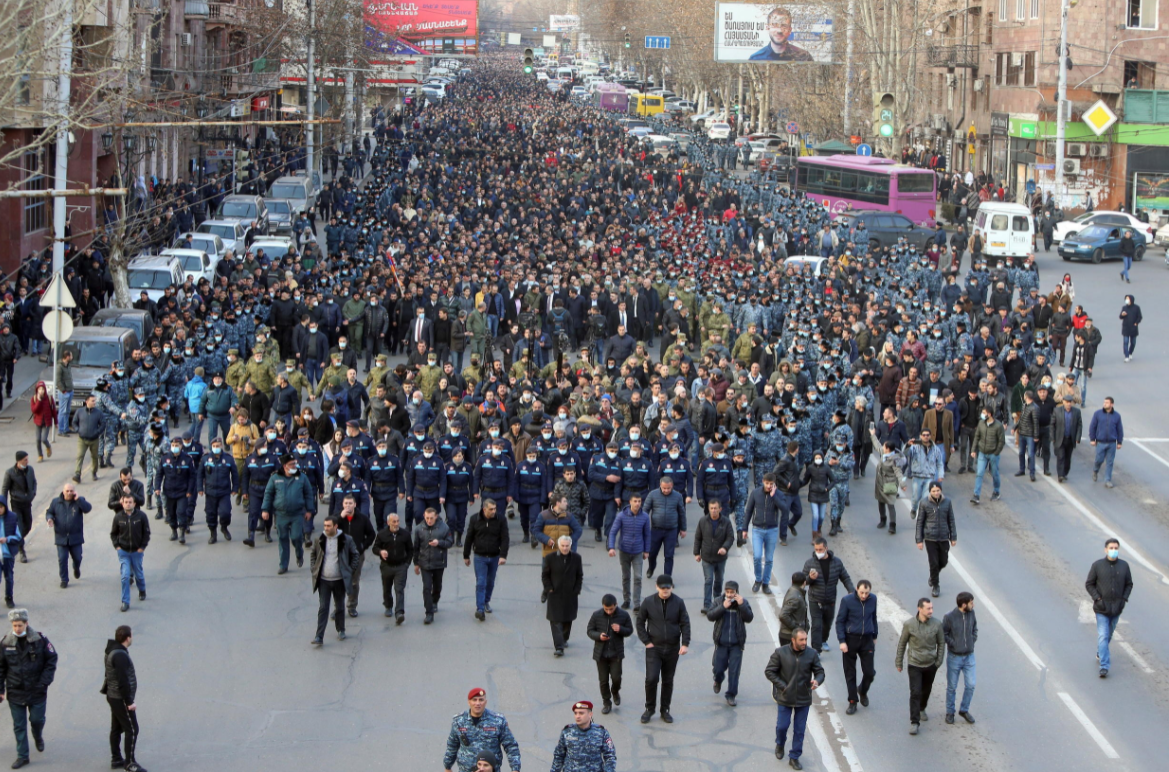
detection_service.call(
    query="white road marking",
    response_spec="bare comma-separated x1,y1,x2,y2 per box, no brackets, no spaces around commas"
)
1077,603,1153,673
1057,692,1121,759
735,549,861,772
1130,439,1169,471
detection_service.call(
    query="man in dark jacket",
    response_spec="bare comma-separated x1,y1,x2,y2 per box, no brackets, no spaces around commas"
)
412,506,453,623
110,493,151,612
463,499,509,621
71,395,106,483
801,539,855,652
943,591,978,723
692,500,734,613
1052,395,1082,482
45,483,91,589
779,572,809,647
0,608,57,769
1085,538,1133,678
636,574,691,724
915,481,957,597
310,515,361,645
107,468,146,516
764,628,825,769
1014,389,1040,481
542,535,583,656
586,594,634,714
708,580,753,707
102,625,143,771
1,454,35,563
744,473,784,593
372,510,412,623
835,580,878,714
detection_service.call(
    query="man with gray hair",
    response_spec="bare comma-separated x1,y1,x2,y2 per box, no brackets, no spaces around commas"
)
542,534,584,657
0,608,58,769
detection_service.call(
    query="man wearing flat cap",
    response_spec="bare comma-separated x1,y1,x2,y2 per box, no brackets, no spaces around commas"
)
550,700,617,772
0,609,57,769
443,687,521,772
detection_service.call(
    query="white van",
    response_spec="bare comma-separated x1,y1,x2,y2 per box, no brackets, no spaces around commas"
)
973,201,1035,266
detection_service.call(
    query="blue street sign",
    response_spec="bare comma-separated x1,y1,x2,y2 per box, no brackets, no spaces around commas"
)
645,36,671,49
856,143,872,156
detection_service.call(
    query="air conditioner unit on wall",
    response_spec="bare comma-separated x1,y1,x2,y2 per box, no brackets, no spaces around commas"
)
1063,158,1081,175
1089,144,1109,157
181,33,192,47
1066,143,1087,157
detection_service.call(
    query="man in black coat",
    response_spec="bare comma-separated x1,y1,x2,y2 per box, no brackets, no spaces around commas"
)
1085,538,1133,678
708,580,753,707
1,453,35,563
586,594,634,714
636,574,691,724
1052,395,1083,482
541,535,583,656
0,608,58,768
110,493,151,612
801,538,855,652
765,628,825,769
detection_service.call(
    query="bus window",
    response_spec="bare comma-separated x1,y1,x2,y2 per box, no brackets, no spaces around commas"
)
807,167,824,187
840,173,857,192
824,170,842,189
990,214,1008,231
874,176,889,194
896,173,935,193
1012,216,1030,231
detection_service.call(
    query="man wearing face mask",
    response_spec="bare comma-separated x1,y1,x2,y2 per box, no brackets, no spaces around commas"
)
0,608,57,770
199,437,239,543
473,439,514,529
156,437,197,545
696,443,733,517
801,538,855,652
916,482,957,597
1085,538,1132,678
407,441,446,531
241,439,279,547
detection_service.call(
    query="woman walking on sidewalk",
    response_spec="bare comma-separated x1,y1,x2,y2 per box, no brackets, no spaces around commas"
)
30,382,56,462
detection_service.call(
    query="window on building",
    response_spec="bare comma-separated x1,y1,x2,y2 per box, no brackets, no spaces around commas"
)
999,0,1008,20
23,151,47,235
16,29,31,105
996,53,1006,85
1024,52,1036,86
1016,0,1026,20
1128,0,1156,28
1031,0,1040,17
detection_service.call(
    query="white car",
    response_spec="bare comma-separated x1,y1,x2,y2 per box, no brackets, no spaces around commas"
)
690,109,719,125
159,247,216,285
196,220,248,253
1155,221,1169,247
707,122,732,140
1052,210,1153,244
250,236,297,263
173,232,227,263
783,256,827,276
664,99,696,113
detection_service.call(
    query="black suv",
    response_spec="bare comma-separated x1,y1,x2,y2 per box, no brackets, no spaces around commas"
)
835,210,934,251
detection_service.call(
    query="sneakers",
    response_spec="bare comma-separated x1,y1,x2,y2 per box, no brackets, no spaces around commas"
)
991,492,1001,501
1100,668,1108,678
909,723,919,735
969,495,980,505
1105,481,1114,488
726,694,737,707
921,710,928,721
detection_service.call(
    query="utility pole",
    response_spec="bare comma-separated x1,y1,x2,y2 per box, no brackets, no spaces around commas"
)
1054,0,1070,206
52,0,73,275
344,70,355,150
306,0,316,177
843,0,855,135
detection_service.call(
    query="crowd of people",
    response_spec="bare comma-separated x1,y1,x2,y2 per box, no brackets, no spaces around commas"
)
0,54,1142,771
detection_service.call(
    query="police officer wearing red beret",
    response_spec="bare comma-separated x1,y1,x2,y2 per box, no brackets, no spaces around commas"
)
550,700,616,772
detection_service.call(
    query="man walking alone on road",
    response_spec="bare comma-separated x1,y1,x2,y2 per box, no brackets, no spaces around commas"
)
110,494,150,612
586,594,633,714
916,482,957,597
1089,397,1124,488
0,609,57,770
896,598,946,735
637,574,691,724
943,591,978,723
765,628,824,770
102,625,144,772
835,580,878,715
1085,538,1133,678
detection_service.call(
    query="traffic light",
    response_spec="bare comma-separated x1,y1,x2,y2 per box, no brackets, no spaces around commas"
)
624,32,631,48
523,48,534,74
874,92,895,139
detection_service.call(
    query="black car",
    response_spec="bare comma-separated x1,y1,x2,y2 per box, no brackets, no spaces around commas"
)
835,210,934,251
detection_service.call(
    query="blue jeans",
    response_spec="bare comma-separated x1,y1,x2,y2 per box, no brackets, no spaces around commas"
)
1094,442,1117,482
0,557,12,600
712,644,744,698
1122,254,1132,281
57,392,72,432
945,652,976,714
973,453,1000,497
648,528,679,577
809,502,827,533
1072,368,1089,404
305,360,323,390
473,554,499,612
1017,436,1036,475
701,560,725,610
117,549,145,606
1096,613,1119,671
189,416,204,444
8,700,45,761
1123,335,1136,358
752,526,778,584
775,704,810,760
774,492,793,538
910,478,931,517
56,544,82,584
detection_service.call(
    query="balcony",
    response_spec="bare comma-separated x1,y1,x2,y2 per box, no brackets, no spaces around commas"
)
926,44,980,70
185,0,210,17
1124,89,1169,123
207,2,241,27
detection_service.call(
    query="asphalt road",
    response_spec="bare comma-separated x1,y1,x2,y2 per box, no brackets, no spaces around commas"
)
1,243,1166,772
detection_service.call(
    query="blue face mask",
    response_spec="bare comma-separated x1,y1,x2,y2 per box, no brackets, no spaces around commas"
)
1107,548,1119,560
377,447,387,456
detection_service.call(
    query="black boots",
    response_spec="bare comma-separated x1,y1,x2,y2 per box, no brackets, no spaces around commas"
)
243,531,256,548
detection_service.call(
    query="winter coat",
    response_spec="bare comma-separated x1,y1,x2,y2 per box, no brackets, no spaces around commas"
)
708,597,754,648
895,614,945,669
779,585,808,638
587,606,634,660
972,419,1006,455
1085,557,1133,617
692,514,734,563
310,531,360,594
542,550,583,623
942,607,978,655
915,495,957,543
30,383,56,428
109,507,151,552
765,643,825,707
873,453,903,505
46,495,91,546
1,465,36,507
1119,300,1142,337
101,639,135,704
0,628,57,705
607,505,651,554
800,462,832,504
411,518,454,570
801,550,855,604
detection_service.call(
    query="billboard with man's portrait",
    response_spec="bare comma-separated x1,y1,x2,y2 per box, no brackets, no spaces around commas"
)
714,3,835,63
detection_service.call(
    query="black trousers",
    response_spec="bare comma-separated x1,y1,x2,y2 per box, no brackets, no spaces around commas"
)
380,562,408,613
1055,436,1076,478
1037,430,1052,473
9,501,30,553
644,647,680,713
315,578,346,638
597,657,623,706
107,698,139,764
925,540,951,588
908,664,938,723
809,598,835,650
843,634,877,703
550,620,573,650
420,567,444,613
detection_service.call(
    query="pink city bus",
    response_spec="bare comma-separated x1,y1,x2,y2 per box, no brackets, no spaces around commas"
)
593,83,628,112
796,155,938,226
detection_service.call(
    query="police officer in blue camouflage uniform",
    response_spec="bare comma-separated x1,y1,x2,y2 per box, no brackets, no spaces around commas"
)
730,447,752,539
164,350,190,425
157,434,197,544
143,421,167,516
241,441,279,547
750,416,784,489
696,444,734,515
550,700,617,772
94,378,122,469
443,687,521,772
130,355,163,407
123,387,152,468
200,436,239,544
826,435,855,536
294,432,325,546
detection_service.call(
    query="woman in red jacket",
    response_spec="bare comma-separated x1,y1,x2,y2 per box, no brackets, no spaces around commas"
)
30,380,56,462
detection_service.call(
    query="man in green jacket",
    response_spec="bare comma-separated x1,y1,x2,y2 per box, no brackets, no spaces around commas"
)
466,304,489,362
970,409,1006,505
262,454,314,575
342,291,367,356
895,597,946,735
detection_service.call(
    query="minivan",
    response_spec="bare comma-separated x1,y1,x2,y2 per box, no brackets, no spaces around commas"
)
973,202,1035,267
216,194,270,237
62,327,142,408
267,175,317,216
126,255,184,302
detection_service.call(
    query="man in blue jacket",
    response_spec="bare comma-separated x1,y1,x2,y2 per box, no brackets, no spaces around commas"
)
644,476,687,578
157,436,197,545
608,494,651,611
835,580,879,714
200,437,239,544
1089,397,1124,488
45,483,92,589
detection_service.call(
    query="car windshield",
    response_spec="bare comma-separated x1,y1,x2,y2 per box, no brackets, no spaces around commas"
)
180,255,204,272
199,224,237,239
63,340,122,368
126,269,174,290
1073,212,1095,223
267,201,292,215
1075,226,1112,241
255,244,291,260
219,202,256,218
269,185,304,200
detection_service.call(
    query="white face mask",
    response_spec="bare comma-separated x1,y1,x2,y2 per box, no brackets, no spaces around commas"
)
423,451,433,459
814,458,823,466
814,551,827,560
630,450,641,458
491,448,501,457
669,451,679,460
607,451,618,459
